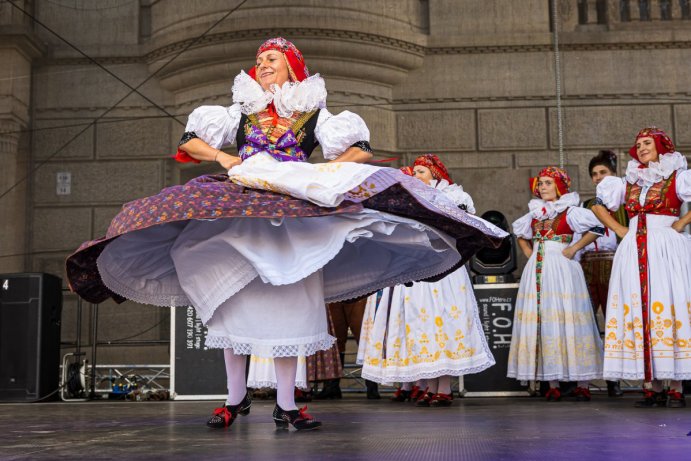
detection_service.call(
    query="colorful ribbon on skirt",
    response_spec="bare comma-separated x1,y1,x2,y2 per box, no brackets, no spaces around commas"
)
532,233,573,379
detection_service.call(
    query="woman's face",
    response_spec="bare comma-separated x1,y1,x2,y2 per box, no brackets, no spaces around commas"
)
636,136,660,165
590,164,615,186
256,50,290,91
413,165,434,185
537,176,558,201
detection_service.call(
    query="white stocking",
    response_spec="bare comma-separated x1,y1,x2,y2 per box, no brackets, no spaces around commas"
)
274,356,298,410
437,375,452,395
224,349,247,406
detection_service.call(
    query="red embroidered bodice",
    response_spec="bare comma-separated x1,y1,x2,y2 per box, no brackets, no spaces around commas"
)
625,171,682,218
530,210,574,239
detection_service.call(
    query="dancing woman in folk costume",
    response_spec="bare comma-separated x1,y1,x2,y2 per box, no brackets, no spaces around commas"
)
65,38,507,430
357,154,496,407
574,150,628,397
508,167,604,401
591,127,691,408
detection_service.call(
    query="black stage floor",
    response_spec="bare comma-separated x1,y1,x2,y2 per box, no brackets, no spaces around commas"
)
1,394,688,460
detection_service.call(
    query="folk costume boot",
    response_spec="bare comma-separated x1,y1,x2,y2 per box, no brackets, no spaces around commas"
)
314,379,342,400
606,380,623,397
365,379,381,400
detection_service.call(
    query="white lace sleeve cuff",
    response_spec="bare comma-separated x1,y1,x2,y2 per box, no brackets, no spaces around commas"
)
315,109,370,160
566,207,604,235
596,176,626,211
512,213,533,239
184,104,242,149
675,169,691,202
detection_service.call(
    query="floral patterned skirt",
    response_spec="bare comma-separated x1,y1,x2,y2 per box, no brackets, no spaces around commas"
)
67,157,506,358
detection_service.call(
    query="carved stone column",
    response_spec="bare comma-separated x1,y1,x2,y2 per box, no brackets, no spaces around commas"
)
0,1,44,273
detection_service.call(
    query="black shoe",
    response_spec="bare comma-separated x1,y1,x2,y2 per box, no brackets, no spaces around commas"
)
666,390,686,408
273,405,322,431
634,390,666,408
607,380,624,398
206,392,252,428
294,387,312,403
313,379,342,400
365,380,381,400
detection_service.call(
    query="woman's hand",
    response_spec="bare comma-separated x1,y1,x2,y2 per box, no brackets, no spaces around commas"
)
217,151,242,170
562,246,577,260
671,211,691,233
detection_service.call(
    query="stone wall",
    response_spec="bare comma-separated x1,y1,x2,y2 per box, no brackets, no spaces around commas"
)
0,0,689,368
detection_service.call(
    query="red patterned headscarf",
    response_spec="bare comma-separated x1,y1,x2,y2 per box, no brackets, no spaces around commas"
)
530,166,571,198
248,37,309,83
413,154,452,183
628,127,675,162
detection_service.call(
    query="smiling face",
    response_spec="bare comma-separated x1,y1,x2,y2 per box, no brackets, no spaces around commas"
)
256,50,291,91
412,165,435,185
537,176,558,201
590,164,615,186
636,136,660,165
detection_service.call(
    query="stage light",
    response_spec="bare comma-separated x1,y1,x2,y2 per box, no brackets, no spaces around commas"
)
470,210,517,284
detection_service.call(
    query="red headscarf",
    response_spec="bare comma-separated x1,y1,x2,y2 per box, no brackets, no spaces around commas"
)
413,154,452,183
628,127,675,162
530,166,571,198
248,37,309,83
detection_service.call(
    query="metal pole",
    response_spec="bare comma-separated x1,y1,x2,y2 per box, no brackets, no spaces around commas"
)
552,0,565,168
90,303,99,398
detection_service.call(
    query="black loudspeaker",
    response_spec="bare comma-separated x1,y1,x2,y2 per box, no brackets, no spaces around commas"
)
0,273,62,402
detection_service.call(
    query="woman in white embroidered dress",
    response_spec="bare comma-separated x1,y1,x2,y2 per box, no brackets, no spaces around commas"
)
508,166,603,401
357,155,495,407
68,38,508,431
592,127,691,408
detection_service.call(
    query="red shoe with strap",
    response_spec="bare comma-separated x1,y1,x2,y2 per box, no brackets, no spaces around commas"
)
545,387,561,402
430,392,454,407
634,389,667,408
408,385,424,402
415,389,433,407
666,389,686,408
573,387,592,402
390,387,411,402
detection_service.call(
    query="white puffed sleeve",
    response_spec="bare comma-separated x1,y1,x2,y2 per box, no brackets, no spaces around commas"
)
440,183,476,214
596,176,626,211
184,104,242,149
512,213,533,239
315,108,370,160
566,207,605,235
675,169,691,201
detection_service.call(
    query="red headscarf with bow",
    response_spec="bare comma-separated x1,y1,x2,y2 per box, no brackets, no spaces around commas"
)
248,37,309,83
530,166,571,198
628,127,675,163
413,154,452,183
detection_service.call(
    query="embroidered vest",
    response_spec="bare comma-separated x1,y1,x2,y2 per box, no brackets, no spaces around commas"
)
530,210,574,239
625,171,682,218
236,108,320,161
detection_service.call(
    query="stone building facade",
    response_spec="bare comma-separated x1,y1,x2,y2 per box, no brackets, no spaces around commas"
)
1,0,690,365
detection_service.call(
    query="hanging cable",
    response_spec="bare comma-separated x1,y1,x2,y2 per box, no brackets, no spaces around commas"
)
551,0,565,169
0,0,249,203
7,0,183,126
